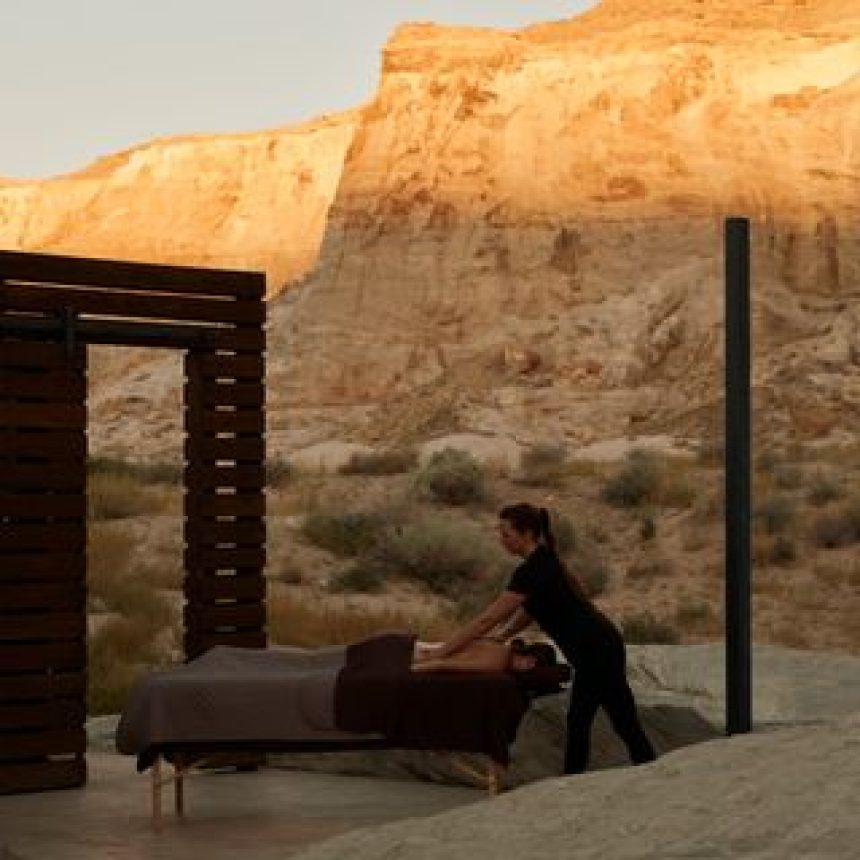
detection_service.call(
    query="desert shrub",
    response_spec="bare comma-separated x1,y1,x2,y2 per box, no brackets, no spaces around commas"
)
674,601,718,632
549,510,577,555
89,457,181,485
266,458,294,488
514,442,569,487
301,509,385,557
327,563,386,594
369,515,501,598
88,471,155,520
658,467,697,509
339,447,418,475
621,612,679,644
87,525,135,609
639,511,657,541
811,500,860,548
806,469,845,506
572,551,610,597
771,463,803,491
753,495,795,535
769,535,797,566
415,448,486,505
626,555,674,583
602,449,661,508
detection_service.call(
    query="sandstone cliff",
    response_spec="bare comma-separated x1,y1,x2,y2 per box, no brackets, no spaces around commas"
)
0,111,357,295
2,0,859,458
275,0,860,451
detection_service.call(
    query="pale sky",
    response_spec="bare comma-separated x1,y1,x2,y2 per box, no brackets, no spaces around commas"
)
1,1,597,180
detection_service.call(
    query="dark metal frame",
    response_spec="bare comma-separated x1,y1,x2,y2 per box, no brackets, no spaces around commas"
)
1,250,266,795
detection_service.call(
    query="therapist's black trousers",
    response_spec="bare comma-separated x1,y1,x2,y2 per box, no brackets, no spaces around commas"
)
564,655,657,774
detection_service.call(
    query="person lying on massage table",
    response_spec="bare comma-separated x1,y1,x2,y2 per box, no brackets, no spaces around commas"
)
412,636,559,674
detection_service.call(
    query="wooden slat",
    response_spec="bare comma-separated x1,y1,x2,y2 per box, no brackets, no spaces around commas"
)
185,520,265,546
1,284,264,326
0,758,86,794
0,432,87,459
186,493,265,517
0,250,265,297
186,631,266,655
185,464,266,491
0,554,85,582
206,327,266,353
0,523,85,552
0,728,86,759
189,410,265,434
0,612,85,641
193,381,265,408
0,672,85,702
0,494,86,519
185,575,265,602
194,353,264,380
0,402,86,430
0,701,85,730
183,603,266,630
0,374,86,401
185,436,265,463
0,341,73,369
0,582,84,611
0,464,85,492
184,547,265,570
0,642,85,672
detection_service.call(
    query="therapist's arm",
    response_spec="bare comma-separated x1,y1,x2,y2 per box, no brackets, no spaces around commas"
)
435,590,526,659
492,606,533,642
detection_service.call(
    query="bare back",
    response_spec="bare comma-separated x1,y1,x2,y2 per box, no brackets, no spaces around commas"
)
412,638,510,674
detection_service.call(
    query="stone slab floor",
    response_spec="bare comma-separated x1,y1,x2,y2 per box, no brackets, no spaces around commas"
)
0,753,482,860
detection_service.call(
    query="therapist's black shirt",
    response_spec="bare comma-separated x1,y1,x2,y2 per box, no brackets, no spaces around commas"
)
507,544,621,669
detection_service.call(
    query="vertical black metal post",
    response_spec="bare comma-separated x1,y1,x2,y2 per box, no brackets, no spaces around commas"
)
725,217,752,734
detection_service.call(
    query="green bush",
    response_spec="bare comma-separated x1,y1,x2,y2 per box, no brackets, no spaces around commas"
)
328,563,386,594
753,495,795,535
602,449,661,508
340,447,418,475
806,469,845,506
515,442,569,487
369,515,500,598
415,448,486,506
301,509,385,557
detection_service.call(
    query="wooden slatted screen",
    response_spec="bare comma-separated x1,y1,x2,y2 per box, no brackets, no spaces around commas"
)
0,340,88,794
0,250,266,794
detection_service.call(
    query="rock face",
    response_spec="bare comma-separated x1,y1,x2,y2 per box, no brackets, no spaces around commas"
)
0,112,357,296
277,0,860,450
2,0,859,457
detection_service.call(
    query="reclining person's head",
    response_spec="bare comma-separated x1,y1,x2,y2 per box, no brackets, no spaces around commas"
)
509,638,557,673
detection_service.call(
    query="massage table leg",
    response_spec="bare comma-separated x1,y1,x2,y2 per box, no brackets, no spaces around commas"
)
152,756,162,828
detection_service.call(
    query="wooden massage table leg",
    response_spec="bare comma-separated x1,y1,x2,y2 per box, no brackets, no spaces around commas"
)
150,754,188,826
446,754,507,795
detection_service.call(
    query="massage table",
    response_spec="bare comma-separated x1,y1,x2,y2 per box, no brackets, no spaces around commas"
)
115,632,570,824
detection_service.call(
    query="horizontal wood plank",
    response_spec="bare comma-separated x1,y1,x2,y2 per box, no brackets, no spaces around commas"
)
0,249,264,298
0,464,85,492
0,701,85,730
192,353,265,380
0,432,86,459
183,603,266,630
184,547,265,570
185,575,265,603
0,612,85,641
0,728,86,759
0,374,85,401
184,436,265,463
0,523,85,552
0,642,85,673
0,494,86,519
185,520,265,546
0,672,85,702
0,582,85,612
0,554,85,582
0,341,78,369
185,631,266,656
1,284,264,326
185,493,265,518
185,464,266,491
0,758,86,794
0,402,85,430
